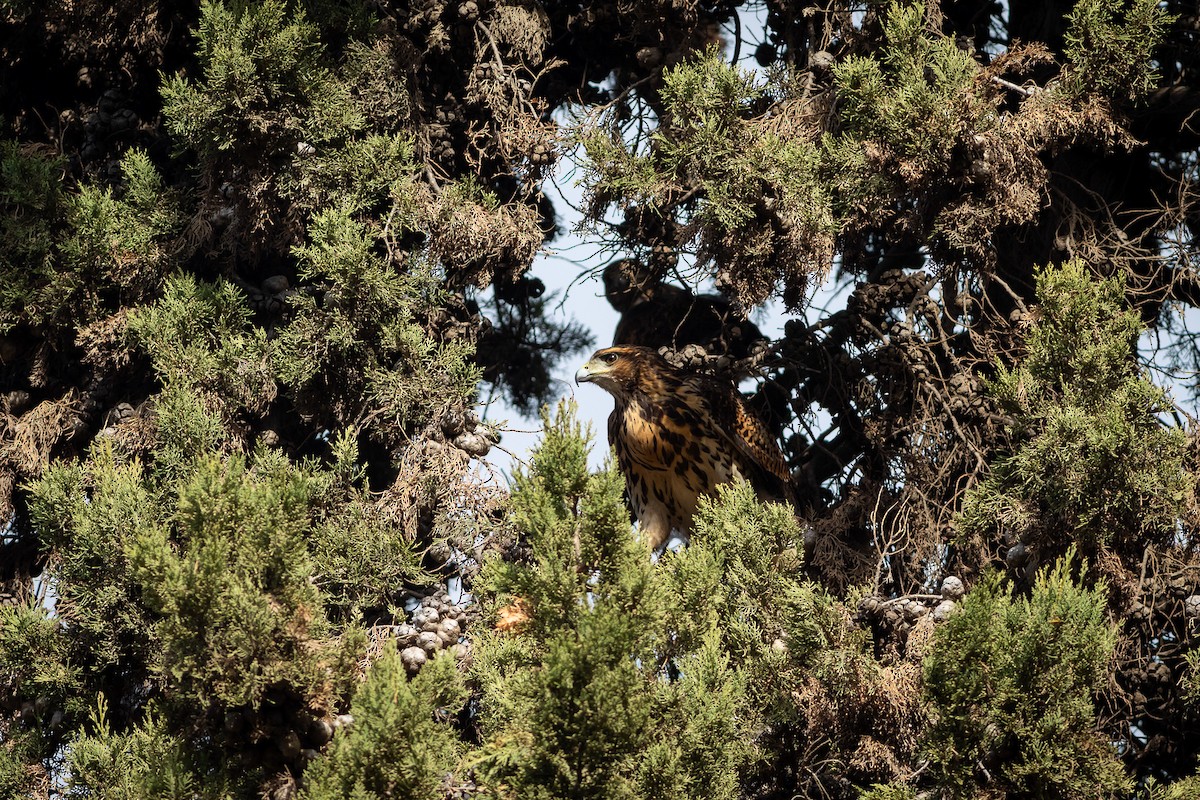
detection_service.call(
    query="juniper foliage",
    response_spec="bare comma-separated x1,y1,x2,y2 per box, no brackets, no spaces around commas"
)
4,0,1200,798
300,649,466,800
470,405,688,799
923,556,1127,798
960,260,1194,558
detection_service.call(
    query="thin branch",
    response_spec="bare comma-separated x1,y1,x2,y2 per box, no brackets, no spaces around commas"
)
882,593,944,605
990,75,1035,98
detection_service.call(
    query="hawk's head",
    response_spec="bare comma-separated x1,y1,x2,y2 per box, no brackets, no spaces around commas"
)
575,345,668,398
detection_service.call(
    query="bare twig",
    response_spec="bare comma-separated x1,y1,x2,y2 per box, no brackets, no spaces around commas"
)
990,75,1035,98
882,593,945,606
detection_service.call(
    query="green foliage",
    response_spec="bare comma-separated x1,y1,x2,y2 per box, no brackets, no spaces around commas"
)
62,150,181,280
30,440,366,718
1013,260,1142,403
1063,0,1173,102
580,49,836,306
128,206,479,458
307,429,438,618
282,131,418,215
57,149,181,319
162,0,360,161
469,405,913,799
0,726,48,800
923,554,1129,798
0,601,76,715
276,205,479,435
816,0,1025,258
472,403,664,799
311,499,428,620
2,0,1193,796
128,454,349,711
471,403,763,800
858,785,917,800
301,648,465,800
0,146,180,332
67,695,232,800
29,443,164,679
160,0,424,232
1164,777,1200,800
832,2,981,170
132,274,258,389
635,628,753,800
339,39,412,129
1139,775,1200,800
1182,650,1200,708
663,483,922,793
130,273,274,471
0,602,75,799
18,406,439,796
0,141,61,331
653,47,804,235
663,482,819,712
578,3,998,306
960,260,1193,552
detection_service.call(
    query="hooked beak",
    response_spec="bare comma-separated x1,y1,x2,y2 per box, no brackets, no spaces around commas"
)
574,361,596,386
576,355,616,387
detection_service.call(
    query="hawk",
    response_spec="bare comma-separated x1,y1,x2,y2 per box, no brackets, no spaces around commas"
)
603,259,765,358
575,345,795,551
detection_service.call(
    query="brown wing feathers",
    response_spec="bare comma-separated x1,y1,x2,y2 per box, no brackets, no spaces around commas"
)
706,377,795,504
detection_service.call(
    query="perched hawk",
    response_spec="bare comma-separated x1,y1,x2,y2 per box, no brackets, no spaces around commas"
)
603,259,765,358
575,345,795,551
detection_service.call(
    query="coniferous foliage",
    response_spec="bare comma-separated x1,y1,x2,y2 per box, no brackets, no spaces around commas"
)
469,404,897,800
4,0,1200,798
471,406,675,799
300,648,466,800
922,556,1127,798
959,261,1193,565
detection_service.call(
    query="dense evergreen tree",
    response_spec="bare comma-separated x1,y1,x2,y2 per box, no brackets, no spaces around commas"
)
3,0,1200,797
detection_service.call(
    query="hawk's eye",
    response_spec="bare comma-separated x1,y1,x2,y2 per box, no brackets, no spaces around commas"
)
600,352,619,365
